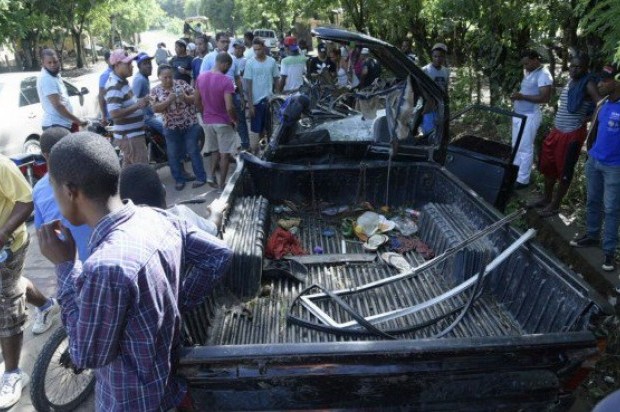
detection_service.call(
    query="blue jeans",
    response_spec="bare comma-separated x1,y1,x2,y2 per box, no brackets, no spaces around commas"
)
233,94,249,150
145,115,164,137
585,156,620,254
164,124,206,183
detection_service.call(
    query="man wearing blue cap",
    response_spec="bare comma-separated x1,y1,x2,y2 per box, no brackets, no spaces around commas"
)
570,64,620,272
279,44,307,92
132,52,164,136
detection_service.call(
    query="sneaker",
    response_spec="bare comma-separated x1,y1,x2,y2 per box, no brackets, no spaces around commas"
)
32,298,60,335
603,254,616,272
569,234,598,248
206,177,218,188
0,371,29,409
182,173,196,182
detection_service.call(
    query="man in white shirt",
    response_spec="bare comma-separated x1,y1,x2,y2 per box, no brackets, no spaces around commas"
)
510,49,553,189
279,45,307,92
36,49,87,131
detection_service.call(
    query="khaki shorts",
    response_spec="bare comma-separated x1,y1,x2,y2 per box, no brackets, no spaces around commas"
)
117,135,148,167
0,243,28,338
197,115,216,154
204,124,239,154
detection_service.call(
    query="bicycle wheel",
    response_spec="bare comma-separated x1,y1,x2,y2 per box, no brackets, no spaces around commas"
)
30,327,96,412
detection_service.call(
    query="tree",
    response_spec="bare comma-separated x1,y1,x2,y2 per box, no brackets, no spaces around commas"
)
157,0,185,18
199,0,235,33
580,0,620,63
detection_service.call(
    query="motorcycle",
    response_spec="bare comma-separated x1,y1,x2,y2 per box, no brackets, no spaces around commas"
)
10,153,47,188
88,119,205,166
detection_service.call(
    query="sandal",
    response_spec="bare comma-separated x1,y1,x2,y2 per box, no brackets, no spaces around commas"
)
363,234,389,252
526,198,549,209
380,252,412,272
538,208,558,218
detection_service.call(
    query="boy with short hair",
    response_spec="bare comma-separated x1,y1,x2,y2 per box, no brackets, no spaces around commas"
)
33,127,92,262
119,163,220,236
38,132,232,411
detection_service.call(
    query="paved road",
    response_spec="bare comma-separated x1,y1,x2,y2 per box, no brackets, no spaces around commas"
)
7,156,224,411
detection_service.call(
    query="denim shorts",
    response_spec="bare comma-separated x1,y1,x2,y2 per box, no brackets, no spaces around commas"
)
250,99,269,134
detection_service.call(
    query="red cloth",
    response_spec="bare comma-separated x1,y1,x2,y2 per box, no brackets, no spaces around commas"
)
283,36,297,47
539,126,587,180
265,227,306,259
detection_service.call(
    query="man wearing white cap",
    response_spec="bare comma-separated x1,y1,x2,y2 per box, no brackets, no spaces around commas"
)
421,42,450,136
422,42,450,93
105,49,150,166
510,49,553,189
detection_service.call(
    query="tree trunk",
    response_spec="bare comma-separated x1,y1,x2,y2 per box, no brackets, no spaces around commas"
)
546,47,556,86
90,33,97,64
72,29,83,68
22,31,41,71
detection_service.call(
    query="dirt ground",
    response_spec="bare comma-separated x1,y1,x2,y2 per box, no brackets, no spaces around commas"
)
570,315,620,411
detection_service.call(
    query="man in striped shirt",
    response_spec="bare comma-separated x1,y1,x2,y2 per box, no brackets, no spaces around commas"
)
105,49,150,167
532,54,601,217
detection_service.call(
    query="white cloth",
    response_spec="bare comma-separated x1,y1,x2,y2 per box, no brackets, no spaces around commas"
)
422,64,450,93
280,55,307,91
243,47,255,60
514,66,553,114
37,68,73,128
168,204,217,236
512,111,542,184
337,67,348,87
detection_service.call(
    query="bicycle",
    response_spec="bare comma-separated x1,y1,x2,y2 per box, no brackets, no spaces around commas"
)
30,327,96,411
0,237,94,412
27,195,221,411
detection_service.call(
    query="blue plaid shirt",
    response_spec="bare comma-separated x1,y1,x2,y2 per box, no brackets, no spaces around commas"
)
56,201,232,411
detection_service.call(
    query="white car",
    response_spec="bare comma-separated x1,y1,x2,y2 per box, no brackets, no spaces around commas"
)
0,72,91,156
253,29,279,49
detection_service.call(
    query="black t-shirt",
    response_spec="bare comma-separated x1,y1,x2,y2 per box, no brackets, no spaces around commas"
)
308,57,336,76
169,55,194,84
359,58,381,89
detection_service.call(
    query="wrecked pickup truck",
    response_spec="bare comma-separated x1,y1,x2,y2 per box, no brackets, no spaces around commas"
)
178,28,612,410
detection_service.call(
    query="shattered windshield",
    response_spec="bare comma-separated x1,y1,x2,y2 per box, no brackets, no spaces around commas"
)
271,44,443,149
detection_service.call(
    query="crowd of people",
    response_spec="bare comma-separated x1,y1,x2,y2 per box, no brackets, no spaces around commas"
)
416,38,620,274
0,23,619,411
499,48,620,273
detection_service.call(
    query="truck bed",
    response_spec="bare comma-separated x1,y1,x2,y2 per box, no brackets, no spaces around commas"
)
181,157,601,346
203,203,523,345
179,155,609,411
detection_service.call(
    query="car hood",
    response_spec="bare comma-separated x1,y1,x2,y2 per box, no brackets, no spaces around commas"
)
292,27,450,162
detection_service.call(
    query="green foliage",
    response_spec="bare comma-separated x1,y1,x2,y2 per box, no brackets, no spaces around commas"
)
157,0,185,19
580,0,620,62
200,0,235,33
163,17,185,37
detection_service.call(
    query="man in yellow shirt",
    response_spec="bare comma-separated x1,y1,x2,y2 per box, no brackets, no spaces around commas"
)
0,154,59,409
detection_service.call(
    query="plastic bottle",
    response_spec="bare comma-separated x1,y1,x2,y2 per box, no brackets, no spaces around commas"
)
0,247,11,264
